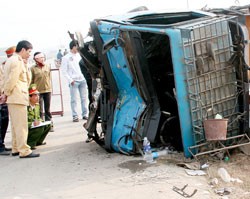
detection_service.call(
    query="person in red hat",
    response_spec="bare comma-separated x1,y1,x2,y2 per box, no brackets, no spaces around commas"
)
1,46,16,66
5,46,16,57
0,46,16,155
27,84,51,149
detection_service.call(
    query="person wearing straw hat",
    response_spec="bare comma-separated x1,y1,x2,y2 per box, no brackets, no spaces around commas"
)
27,84,51,149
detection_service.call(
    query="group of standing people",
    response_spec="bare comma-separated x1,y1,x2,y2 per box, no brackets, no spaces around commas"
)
56,49,68,63
0,40,53,158
0,39,92,158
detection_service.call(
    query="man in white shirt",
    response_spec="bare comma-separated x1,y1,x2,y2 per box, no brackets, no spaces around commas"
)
61,41,89,122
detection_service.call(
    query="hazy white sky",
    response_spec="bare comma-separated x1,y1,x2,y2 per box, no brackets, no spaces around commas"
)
0,0,249,51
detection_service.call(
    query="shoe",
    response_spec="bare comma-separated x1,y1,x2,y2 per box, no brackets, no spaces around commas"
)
0,150,10,156
37,142,46,146
73,117,79,122
85,137,94,143
12,152,19,156
4,147,12,151
82,116,88,120
20,152,40,158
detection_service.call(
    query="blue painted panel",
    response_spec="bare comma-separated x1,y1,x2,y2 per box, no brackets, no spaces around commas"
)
165,29,195,157
99,28,146,153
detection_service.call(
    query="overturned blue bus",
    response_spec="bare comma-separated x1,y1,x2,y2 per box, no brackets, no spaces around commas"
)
79,7,250,157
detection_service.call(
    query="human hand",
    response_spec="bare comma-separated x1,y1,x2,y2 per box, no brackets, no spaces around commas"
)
33,120,40,126
0,94,7,104
71,81,75,86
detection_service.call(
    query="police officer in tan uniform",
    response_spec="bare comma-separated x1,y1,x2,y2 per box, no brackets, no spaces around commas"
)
3,40,40,158
0,46,16,155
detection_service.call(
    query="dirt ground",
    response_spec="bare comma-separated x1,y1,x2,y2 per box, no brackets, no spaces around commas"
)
205,151,250,199
1,65,250,199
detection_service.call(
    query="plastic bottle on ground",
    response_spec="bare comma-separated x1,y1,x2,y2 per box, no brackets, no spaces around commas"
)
152,149,168,159
218,167,231,182
143,137,154,163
